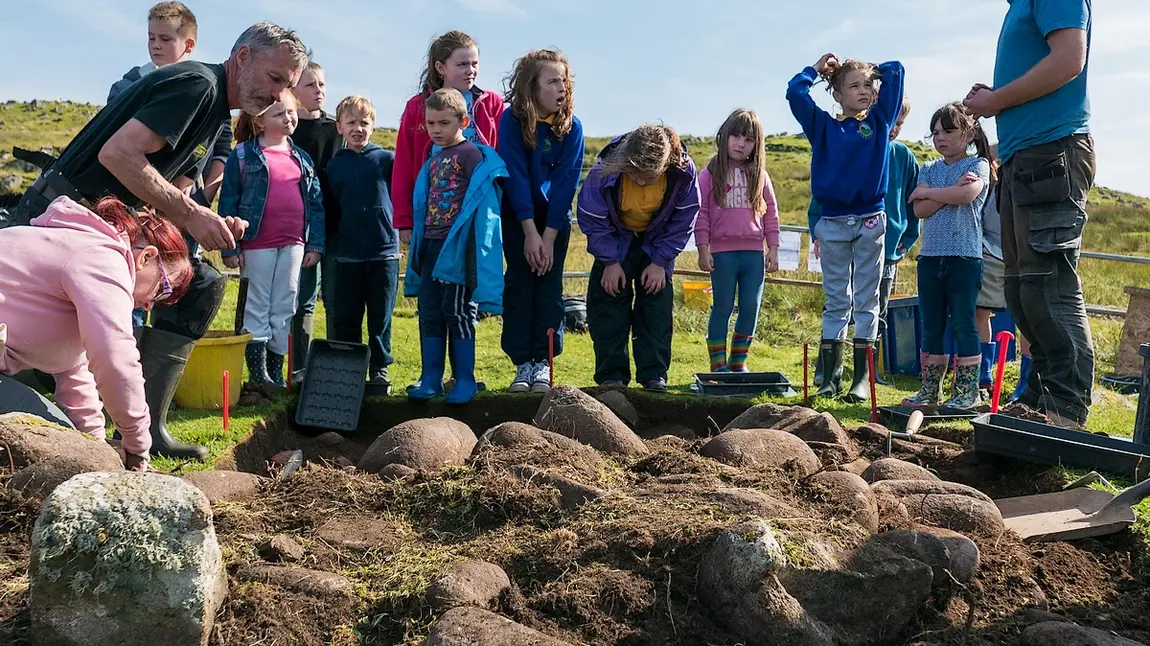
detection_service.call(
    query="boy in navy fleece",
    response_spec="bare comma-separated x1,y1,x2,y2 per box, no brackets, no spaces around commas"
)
326,96,399,390
788,52,904,401
497,49,585,394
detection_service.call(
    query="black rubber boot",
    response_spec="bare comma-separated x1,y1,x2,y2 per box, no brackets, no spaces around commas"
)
291,312,313,384
814,340,846,398
136,326,209,461
844,339,876,403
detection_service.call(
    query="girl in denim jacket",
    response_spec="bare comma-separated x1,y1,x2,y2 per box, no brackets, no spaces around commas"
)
219,92,325,388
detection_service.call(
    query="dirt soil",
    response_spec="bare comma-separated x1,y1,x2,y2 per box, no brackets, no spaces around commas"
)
3,395,1150,646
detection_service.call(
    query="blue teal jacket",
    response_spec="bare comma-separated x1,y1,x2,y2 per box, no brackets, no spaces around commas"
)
218,138,325,257
403,143,509,314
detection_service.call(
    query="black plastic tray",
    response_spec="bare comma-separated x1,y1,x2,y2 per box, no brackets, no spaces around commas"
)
972,413,1150,480
880,405,979,431
295,340,370,432
694,372,797,398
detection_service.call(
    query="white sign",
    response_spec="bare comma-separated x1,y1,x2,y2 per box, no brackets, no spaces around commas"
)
777,231,801,271
808,238,822,274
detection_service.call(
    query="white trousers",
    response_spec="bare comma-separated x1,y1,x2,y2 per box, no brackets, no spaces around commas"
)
240,245,304,354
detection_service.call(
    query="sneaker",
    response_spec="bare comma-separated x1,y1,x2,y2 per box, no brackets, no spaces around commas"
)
600,379,626,387
369,368,390,385
642,377,668,392
508,363,533,393
530,361,551,393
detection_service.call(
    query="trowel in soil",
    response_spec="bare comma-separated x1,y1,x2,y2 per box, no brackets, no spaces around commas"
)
994,477,1150,543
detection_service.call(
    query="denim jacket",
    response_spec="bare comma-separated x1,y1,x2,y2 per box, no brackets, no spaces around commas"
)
218,138,325,256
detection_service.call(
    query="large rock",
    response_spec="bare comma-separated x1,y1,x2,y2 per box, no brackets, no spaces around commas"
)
471,421,586,457
808,471,879,533
181,470,266,504
315,515,409,550
534,385,647,456
0,413,122,470
28,472,227,646
259,535,306,563
1021,622,1148,646
787,412,859,462
359,417,477,475
427,606,576,646
426,560,512,611
237,565,354,598
862,458,940,484
873,528,981,589
724,403,820,433
702,428,821,475
511,465,606,510
873,480,1003,536
779,541,934,645
697,521,833,645
595,390,639,427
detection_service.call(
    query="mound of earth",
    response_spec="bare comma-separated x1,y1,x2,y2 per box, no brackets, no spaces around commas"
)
2,398,1150,646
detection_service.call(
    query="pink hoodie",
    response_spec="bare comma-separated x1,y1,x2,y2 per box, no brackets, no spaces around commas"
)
694,165,780,253
0,197,151,456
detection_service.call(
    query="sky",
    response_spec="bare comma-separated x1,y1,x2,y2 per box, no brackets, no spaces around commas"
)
1,0,1145,197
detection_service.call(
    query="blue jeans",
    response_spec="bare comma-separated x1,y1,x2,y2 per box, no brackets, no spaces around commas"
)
707,250,765,339
918,256,984,357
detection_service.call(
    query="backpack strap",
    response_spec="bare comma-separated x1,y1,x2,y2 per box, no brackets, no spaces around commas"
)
236,143,246,191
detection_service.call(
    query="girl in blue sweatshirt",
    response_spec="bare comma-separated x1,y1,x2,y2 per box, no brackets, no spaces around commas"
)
497,49,585,394
787,53,904,401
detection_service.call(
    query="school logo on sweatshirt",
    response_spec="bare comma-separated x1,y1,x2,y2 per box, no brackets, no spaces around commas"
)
858,123,874,140
543,138,553,155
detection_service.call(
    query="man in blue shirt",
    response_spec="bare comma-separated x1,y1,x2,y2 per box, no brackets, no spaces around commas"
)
965,0,1093,428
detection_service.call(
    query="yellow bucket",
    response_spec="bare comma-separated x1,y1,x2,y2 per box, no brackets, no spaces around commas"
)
174,330,252,410
682,280,713,309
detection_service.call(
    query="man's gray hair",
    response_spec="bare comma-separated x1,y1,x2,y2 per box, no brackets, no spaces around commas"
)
231,22,308,67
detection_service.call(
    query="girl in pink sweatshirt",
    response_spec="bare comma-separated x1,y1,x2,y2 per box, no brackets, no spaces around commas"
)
0,196,193,469
695,109,780,372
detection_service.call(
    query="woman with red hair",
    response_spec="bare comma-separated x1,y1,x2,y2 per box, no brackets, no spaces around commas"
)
0,196,194,470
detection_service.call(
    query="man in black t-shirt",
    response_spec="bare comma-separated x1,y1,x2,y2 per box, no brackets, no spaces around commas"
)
8,21,308,461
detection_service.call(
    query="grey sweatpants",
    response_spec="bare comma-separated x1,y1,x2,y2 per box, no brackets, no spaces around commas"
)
814,212,886,341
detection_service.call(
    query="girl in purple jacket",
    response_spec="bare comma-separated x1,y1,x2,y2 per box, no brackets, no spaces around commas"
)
576,125,701,391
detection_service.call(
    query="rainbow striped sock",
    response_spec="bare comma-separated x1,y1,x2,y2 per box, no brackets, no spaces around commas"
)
707,338,727,372
729,334,754,372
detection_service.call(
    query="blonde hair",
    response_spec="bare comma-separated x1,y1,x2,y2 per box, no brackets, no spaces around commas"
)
425,88,468,121
420,31,478,93
706,109,767,215
335,95,375,123
503,49,574,149
148,1,197,38
600,124,685,179
233,91,297,142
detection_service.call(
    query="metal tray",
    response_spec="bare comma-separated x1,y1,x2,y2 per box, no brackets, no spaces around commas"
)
693,372,797,398
880,405,979,431
972,413,1150,480
294,340,370,432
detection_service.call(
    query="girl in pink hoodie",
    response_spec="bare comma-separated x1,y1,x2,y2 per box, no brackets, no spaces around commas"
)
0,196,193,469
695,109,780,373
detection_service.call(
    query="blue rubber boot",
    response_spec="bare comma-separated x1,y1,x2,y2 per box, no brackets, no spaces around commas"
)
408,337,446,401
979,342,997,389
1009,354,1032,403
445,337,478,405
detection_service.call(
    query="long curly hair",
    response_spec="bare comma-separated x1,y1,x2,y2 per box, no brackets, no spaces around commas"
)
503,49,574,149
706,109,767,215
599,124,685,180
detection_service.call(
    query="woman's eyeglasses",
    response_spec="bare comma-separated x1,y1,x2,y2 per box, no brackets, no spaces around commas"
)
154,260,173,303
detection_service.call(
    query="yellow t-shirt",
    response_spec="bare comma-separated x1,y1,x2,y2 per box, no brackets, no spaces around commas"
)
618,174,667,233
539,113,556,125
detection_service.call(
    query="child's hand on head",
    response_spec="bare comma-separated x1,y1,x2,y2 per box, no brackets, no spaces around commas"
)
640,263,666,294
815,53,839,76
302,252,322,269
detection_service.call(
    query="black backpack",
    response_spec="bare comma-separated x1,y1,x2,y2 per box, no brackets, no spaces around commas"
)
564,296,588,333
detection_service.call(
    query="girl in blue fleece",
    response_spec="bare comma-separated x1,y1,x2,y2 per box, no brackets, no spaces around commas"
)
497,49,585,394
787,52,904,401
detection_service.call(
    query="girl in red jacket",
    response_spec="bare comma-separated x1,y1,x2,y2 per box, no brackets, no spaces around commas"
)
394,30,505,243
